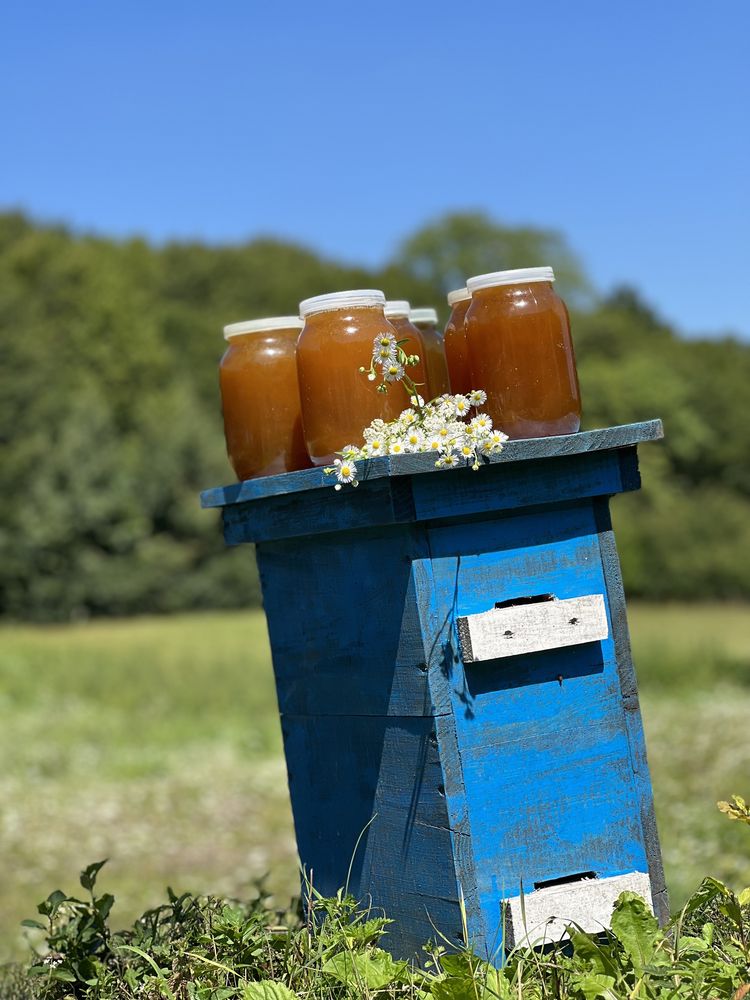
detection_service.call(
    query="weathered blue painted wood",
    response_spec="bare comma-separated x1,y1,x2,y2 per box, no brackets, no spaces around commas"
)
592,497,669,923
202,421,667,962
220,447,640,546
200,420,663,508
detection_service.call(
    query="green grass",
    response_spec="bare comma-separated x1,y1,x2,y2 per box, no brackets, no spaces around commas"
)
1,604,749,963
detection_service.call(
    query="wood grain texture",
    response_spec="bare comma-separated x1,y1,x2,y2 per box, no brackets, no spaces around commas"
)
281,713,462,958
255,525,435,717
200,420,663,509
593,497,670,924
504,871,653,948
456,594,608,662
203,425,667,960
219,448,642,545
411,505,652,951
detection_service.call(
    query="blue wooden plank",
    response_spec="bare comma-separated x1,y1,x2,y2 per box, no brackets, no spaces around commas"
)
593,497,669,923
223,475,415,545
202,426,668,959
218,448,641,545
255,526,435,717
409,449,638,524
411,504,653,949
200,420,663,508
282,713,463,958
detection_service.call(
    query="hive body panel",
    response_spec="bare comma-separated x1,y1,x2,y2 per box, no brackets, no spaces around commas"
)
203,423,667,961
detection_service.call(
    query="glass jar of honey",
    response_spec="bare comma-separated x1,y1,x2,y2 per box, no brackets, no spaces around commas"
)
409,307,451,398
297,290,409,465
219,316,312,481
465,267,581,439
443,287,473,396
383,300,429,395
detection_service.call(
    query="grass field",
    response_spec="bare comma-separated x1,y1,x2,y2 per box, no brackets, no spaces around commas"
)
1,604,749,962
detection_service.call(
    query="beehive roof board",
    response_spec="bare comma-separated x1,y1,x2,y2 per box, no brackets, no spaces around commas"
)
200,420,664,508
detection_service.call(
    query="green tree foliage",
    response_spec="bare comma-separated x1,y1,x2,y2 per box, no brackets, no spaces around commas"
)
0,211,748,619
394,211,592,306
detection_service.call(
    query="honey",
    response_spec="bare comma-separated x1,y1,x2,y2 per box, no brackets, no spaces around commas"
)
219,317,311,481
465,267,581,439
443,287,473,396
409,307,451,397
297,291,409,465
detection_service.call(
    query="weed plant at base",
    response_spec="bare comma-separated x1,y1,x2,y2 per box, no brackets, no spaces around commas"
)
2,860,750,1000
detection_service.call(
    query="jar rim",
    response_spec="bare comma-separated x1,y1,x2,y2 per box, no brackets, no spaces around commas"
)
299,289,386,318
447,287,471,306
384,299,411,318
467,267,555,293
410,307,439,324
223,316,304,340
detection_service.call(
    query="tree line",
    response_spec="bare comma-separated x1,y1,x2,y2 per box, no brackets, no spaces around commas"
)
1,210,748,620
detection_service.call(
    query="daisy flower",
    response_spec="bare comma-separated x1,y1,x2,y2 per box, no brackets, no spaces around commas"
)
468,389,487,406
435,453,459,468
425,435,443,452
383,362,405,382
339,444,360,460
469,413,493,434
364,420,387,443
389,438,407,455
373,332,397,352
404,427,423,452
333,458,358,485
368,437,386,457
453,394,471,418
489,429,509,450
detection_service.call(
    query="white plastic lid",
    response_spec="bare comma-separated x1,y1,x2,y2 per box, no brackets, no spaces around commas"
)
299,289,386,318
223,316,304,340
409,307,439,325
384,300,411,318
467,267,555,293
447,287,471,307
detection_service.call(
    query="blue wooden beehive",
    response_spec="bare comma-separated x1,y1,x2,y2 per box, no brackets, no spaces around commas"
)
201,420,668,961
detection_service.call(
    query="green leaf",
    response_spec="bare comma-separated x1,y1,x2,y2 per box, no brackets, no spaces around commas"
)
717,795,750,824
20,919,46,930
241,983,298,1000
677,935,710,954
51,969,77,983
431,956,511,1000
738,887,750,907
80,859,109,891
95,892,115,919
438,953,477,978
609,892,662,975
569,972,617,1000
322,949,409,990
682,876,732,917
43,889,68,913
569,931,619,978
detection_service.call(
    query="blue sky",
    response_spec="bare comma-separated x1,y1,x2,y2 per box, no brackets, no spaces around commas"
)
2,0,748,337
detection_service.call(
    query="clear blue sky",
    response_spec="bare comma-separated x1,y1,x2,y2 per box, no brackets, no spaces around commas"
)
2,0,748,337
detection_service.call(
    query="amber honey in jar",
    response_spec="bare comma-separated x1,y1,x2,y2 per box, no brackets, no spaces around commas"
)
297,290,409,466
465,267,581,439
219,316,312,481
383,300,430,395
443,287,473,396
409,307,451,398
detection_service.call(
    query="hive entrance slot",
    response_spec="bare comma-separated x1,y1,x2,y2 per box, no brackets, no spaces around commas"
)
494,594,555,610
534,871,597,891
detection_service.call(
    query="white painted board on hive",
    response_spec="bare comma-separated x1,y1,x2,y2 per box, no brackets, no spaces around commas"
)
504,871,653,949
457,594,608,662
